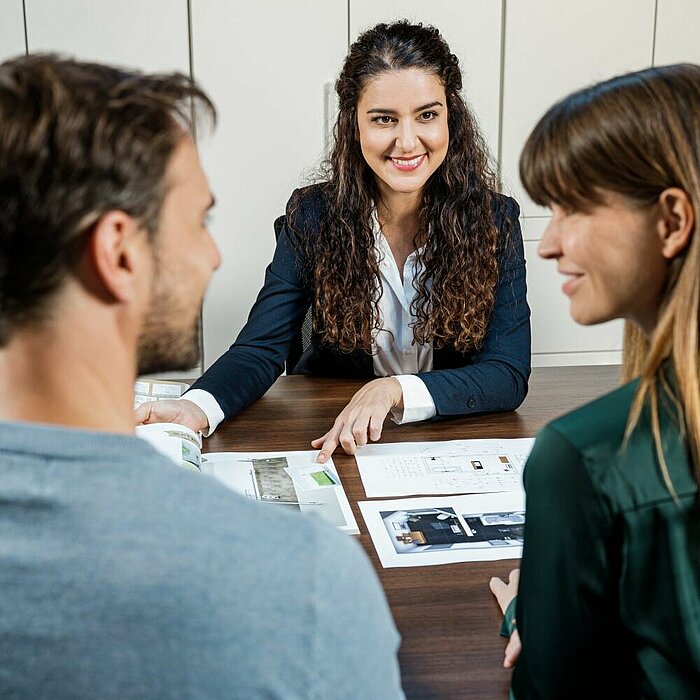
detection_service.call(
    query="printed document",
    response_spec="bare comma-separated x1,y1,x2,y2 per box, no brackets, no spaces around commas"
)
359,491,525,568
355,438,535,497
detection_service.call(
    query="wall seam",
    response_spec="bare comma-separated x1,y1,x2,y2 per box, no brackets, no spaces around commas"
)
187,0,195,80
22,0,29,54
186,0,205,374
651,0,659,65
496,0,507,189
651,0,659,66
534,349,623,355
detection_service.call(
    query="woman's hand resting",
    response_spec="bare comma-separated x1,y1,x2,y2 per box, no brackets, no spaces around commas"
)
312,377,403,462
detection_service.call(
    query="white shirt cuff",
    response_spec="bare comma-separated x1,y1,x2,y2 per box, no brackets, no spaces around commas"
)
390,375,437,424
182,389,225,437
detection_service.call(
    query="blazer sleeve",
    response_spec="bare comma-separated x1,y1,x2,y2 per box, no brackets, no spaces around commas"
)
417,196,531,416
188,193,312,420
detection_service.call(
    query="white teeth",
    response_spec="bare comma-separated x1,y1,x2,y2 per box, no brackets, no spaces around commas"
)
391,155,423,167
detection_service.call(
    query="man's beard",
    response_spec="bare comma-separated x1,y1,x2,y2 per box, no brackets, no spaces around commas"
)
136,311,201,376
135,235,205,376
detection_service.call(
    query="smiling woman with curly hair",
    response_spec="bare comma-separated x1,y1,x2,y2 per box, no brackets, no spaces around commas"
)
137,21,532,459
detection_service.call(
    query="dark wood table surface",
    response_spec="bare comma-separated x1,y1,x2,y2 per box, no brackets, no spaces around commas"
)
204,365,621,700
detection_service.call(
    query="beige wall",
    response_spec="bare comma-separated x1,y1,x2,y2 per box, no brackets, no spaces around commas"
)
4,0,700,371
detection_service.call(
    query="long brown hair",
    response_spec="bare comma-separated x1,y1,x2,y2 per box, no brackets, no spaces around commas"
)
291,21,501,354
520,63,700,489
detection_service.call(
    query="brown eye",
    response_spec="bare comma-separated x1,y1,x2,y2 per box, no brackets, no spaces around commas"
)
371,115,395,125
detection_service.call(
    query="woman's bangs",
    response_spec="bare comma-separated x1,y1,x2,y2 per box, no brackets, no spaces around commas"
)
520,102,606,213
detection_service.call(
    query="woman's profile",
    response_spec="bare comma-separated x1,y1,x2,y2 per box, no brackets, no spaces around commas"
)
491,63,700,698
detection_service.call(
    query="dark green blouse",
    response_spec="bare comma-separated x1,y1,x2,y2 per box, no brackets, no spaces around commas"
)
508,377,700,698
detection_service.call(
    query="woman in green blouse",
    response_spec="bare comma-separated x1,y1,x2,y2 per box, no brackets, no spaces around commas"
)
490,64,700,698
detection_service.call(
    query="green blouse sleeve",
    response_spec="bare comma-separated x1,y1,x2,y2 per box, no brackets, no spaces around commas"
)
512,424,617,698
500,596,517,638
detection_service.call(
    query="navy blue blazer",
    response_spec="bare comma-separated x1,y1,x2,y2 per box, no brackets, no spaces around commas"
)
191,185,531,421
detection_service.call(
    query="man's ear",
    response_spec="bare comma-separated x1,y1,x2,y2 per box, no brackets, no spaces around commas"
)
657,187,694,260
87,211,151,303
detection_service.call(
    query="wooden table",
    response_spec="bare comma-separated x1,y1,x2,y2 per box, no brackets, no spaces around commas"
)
204,365,620,700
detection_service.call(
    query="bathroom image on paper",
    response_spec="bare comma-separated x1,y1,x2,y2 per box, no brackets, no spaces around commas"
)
381,507,525,554
459,511,524,547
252,457,298,506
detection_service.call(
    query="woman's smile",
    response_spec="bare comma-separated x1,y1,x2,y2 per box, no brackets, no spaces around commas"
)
387,153,427,171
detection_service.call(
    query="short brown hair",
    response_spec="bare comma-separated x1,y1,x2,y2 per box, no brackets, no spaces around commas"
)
0,54,215,345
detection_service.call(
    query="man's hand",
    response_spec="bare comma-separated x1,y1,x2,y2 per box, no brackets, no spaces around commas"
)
311,377,403,462
134,398,209,434
490,568,522,668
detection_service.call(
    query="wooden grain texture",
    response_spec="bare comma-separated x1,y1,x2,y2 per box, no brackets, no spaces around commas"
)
203,365,620,700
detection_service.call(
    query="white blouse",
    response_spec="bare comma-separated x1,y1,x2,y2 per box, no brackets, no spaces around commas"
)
370,222,436,424
187,216,437,436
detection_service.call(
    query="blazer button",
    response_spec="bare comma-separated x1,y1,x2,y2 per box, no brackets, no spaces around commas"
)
467,398,476,409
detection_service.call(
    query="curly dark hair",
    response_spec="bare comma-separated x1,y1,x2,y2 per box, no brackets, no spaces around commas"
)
292,20,501,354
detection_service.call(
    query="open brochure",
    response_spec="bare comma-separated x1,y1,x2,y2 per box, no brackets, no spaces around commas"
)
201,451,359,535
134,421,358,536
136,422,202,472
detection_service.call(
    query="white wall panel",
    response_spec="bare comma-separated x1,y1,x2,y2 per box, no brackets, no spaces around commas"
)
14,1,657,371
532,349,622,367
654,0,700,65
524,231,624,359
192,0,348,367
25,0,189,73
0,0,25,61
502,0,655,216
24,0,191,378
350,0,503,163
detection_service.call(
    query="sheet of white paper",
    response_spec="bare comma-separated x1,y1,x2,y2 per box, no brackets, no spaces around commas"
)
359,491,525,567
355,438,535,497
201,451,359,535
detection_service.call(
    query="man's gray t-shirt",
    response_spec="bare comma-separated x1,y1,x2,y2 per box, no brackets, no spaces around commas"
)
0,421,403,699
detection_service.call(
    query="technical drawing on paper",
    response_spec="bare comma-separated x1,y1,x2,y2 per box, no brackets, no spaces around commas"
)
355,438,535,498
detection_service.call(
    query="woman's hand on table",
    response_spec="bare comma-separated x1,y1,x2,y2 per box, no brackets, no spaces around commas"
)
501,628,522,669
135,398,209,433
490,568,522,669
312,377,403,462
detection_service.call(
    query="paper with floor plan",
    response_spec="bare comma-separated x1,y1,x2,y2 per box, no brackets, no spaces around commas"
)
359,492,525,568
201,451,359,535
355,438,535,497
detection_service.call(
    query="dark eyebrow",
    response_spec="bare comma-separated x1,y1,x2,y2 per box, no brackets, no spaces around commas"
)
415,101,443,112
206,195,216,210
366,101,444,115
